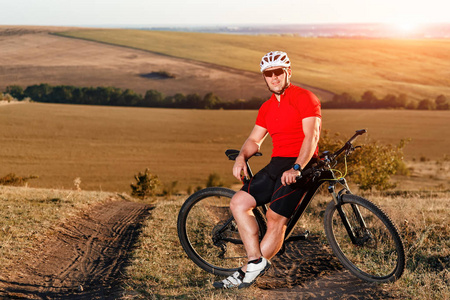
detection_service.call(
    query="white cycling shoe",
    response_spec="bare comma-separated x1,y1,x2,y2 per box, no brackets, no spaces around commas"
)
213,270,244,289
238,257,271,289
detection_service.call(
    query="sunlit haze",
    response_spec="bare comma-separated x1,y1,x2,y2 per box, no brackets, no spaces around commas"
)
1,0,449,27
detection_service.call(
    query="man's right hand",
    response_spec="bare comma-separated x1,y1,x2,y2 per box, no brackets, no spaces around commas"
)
233,157,249,182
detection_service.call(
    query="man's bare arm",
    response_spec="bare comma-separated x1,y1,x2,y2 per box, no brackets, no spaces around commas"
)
233,125,268,181
281,117,321,186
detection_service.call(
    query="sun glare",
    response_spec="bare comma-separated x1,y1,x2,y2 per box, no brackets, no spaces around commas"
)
392,22,418,33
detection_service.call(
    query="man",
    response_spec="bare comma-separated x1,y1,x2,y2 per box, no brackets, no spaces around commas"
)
213,51,322,289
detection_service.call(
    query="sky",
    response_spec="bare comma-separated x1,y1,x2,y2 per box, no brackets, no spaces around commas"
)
1,0,449,27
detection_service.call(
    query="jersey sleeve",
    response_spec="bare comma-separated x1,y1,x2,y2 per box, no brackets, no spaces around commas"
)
297,89,321,119
255,101,269,128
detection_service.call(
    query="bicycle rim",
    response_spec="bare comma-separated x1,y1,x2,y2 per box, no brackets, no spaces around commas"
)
324,194,405,282
178,187,265,276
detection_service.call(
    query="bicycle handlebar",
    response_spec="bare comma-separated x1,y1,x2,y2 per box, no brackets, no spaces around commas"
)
226,129,367,181
299,129,367,179
329,129,367,160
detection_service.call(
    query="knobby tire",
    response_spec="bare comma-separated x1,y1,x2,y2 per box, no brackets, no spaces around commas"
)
324,194,405,283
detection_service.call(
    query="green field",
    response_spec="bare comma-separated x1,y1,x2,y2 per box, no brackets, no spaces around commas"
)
58,29,450,102
1,103,449,192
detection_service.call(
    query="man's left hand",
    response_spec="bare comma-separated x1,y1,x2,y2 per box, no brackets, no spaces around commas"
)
281,169,301,186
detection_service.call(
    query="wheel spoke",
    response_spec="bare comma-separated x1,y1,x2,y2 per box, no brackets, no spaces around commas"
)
183,191,247,271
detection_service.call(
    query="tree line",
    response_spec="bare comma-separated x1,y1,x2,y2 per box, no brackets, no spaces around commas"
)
323,91,449,110
4,84,449,110
4,84,265,110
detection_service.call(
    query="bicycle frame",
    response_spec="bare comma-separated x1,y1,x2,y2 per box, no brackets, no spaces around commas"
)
224,129,368,247
259,168,350,244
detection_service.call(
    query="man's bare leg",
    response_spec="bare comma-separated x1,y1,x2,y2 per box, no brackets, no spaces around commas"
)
229,191,261,267
260,208,288,260
214,192,288,288
230,192,288,270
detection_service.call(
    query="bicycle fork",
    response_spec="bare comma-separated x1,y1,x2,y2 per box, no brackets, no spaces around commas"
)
328,179,369,246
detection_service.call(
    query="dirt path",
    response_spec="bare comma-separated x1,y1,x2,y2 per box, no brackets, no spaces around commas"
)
0,200,152,299
255,236,394,299
0,199,395,299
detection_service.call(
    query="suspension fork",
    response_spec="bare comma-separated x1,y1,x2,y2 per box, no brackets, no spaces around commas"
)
329,179,369,245
338,177,369,233
328,181,359,244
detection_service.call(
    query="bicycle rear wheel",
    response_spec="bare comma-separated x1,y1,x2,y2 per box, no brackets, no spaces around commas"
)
177,187,266,276
324,194,405,283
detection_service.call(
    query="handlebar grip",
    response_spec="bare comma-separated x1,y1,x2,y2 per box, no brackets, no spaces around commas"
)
296,168,314,180
356,129,367,135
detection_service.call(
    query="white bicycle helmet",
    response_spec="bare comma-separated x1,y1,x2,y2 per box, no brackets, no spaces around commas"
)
260,51,291,72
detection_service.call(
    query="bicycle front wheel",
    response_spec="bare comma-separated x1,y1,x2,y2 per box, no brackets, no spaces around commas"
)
177,187,266,276
324,194,405,283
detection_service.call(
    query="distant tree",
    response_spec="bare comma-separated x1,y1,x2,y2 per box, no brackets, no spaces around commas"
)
245,97,266,109
185,93,202,108
406,100,418,110
24,84,53,102
164,93,187,108
71,88,84,104
81,87,99,105
120,89,142,106
143,89,164,107
361,90,378,108
394,93,409,108
417,98,436,110
5,85,24,100
50,85,75,103
92,87,112,105
435,94,449,110
226,98,246,110
325,92,357,108
107,87,126,106
202,92,221,109
381,94,398,108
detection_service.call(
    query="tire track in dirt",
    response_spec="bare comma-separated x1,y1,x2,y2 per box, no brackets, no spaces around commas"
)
0,199,152,299
255,236,394,299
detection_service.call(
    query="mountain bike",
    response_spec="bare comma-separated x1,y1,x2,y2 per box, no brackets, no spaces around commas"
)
177,129,405,283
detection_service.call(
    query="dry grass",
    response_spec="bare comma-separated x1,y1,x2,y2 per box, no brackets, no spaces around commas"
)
0,158,448,299
0,185,116,274
121,188,449,299
58,29,450,101
121,196,256,299
361,190,449,300
1,103,449,194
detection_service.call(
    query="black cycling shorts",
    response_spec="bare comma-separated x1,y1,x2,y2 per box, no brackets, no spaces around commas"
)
241,157,315,218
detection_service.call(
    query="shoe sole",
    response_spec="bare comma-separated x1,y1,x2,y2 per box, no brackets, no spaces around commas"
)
238,262,271,289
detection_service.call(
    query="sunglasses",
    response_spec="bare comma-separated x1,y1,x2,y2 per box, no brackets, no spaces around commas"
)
263,68,285,77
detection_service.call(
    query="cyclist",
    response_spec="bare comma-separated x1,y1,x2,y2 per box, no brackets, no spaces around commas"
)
213,51,322,289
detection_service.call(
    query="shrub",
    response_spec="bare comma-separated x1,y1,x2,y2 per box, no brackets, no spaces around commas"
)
319,131,408,191
417,99,436,110
0,173,38,186
130,168,161,199
206,172,224,187
435,94,449,110
5,85,24,100
162,181,178,197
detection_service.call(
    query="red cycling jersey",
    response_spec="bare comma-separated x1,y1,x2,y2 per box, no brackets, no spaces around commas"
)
256,84,321,157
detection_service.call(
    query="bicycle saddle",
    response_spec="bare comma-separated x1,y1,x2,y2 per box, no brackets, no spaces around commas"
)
225,149,262,161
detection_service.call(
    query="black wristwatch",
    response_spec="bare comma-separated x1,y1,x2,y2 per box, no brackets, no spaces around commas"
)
292,163,302,172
